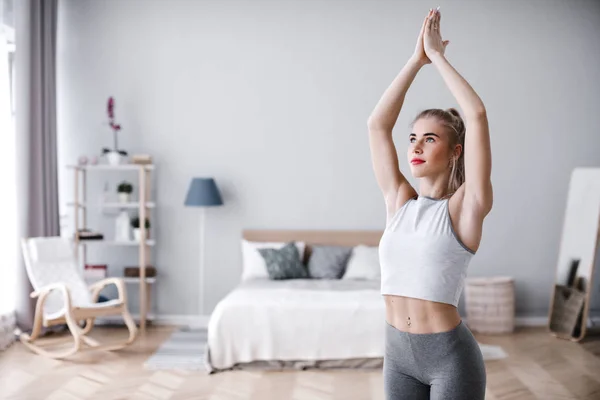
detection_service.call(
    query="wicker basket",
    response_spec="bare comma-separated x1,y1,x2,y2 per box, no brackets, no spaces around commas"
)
548,284,586,337
465,276,515,334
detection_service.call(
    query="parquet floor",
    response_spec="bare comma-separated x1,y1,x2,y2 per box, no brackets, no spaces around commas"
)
1,325,599,400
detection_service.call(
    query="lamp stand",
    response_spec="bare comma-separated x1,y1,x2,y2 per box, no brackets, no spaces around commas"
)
199,207,206,318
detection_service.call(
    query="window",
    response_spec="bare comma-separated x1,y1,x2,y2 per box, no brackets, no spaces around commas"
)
1,0,14,115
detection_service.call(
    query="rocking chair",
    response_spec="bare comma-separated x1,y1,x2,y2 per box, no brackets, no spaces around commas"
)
20,236,138,358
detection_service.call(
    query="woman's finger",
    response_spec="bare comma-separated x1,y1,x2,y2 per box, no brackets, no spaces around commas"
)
419,15,427,38
425,11,433,33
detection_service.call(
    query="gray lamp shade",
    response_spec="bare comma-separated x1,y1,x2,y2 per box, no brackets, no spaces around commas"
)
184,178,224,207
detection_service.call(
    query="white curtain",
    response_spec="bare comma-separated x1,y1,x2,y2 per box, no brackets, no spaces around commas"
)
0,29,18,350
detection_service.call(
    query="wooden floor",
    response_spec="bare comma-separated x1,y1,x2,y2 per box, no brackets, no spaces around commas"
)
1,325,600,400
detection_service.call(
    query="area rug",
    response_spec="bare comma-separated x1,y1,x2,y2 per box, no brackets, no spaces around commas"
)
144,327,208,371
144,327,507,371
478,343,508,360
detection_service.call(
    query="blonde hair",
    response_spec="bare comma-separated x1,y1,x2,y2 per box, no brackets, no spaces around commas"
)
411,108,466,196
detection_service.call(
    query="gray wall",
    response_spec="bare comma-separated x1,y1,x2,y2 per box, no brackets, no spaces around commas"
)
56,0,600,319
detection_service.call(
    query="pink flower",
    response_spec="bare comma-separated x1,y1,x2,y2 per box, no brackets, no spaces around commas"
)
107,97,114,119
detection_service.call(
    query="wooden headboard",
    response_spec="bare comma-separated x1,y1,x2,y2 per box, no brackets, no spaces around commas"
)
242,230,383,262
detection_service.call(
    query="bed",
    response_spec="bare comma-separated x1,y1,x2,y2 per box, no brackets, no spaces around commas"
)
206,230,385,373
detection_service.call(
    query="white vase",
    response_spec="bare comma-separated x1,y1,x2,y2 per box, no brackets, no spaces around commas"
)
115,211,131,242
133,228,149,242
118,193,130,203
107,151,121,166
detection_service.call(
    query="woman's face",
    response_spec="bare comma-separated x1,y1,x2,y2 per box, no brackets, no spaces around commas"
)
407,117,456,178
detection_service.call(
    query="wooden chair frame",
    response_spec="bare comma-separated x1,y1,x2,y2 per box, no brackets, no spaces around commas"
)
20,238,138,359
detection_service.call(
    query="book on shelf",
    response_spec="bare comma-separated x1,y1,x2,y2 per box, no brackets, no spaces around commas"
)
84,264,107,280
124,266,157,278
76,229,104,240
131,154,152,165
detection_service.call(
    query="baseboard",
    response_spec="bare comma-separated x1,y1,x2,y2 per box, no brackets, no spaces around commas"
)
96,315,600,329
460,316,548,327
515,316,550,327
155,314,210,328
95,314,210,328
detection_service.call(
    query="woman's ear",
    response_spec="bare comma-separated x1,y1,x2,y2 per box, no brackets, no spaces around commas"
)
454,144,463,158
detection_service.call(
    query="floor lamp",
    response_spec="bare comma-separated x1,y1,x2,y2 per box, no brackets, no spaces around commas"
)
184,178,223,320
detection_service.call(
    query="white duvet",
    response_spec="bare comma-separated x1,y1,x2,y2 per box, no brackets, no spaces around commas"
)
206,278,385,371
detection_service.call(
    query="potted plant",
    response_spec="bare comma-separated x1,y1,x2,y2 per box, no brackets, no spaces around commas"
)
102,96,128,165
117,181,133,203
131,216,150,242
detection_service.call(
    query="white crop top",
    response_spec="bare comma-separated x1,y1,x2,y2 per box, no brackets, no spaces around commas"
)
378,196,475,307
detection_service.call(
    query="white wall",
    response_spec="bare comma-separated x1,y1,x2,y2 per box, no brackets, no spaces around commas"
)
57,0,600,318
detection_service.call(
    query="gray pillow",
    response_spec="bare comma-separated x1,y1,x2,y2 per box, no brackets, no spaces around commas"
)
307,245,353,279
258,242,308,280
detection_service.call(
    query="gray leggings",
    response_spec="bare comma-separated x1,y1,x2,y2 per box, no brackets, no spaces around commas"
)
384,320,486,400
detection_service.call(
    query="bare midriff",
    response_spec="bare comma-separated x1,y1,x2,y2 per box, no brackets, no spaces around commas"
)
384,294,462,334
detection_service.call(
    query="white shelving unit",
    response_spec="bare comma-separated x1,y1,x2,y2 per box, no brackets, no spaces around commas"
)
67,163,156,331
67,202,156,209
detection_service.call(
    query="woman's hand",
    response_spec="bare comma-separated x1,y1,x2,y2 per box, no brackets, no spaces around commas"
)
411,10,433,66
423,7,450,60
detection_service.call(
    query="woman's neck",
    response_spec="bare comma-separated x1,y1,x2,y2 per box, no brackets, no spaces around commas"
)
418,175,451,199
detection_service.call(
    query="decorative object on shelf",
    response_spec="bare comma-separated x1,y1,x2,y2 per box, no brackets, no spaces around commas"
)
76,229,104,240
124,266,157,278
132,154,152,165
83,264,107,280
117,181,133,203
78,156,88,166
131,216,150,242
102,182,110,204
184,177,224,316
102,96,128,165
115,210,131,242
90,156,99,165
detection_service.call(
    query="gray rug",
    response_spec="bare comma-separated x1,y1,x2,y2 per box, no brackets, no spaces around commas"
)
144,327,208,371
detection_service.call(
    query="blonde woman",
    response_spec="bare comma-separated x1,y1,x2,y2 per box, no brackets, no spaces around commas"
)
368,7,492,400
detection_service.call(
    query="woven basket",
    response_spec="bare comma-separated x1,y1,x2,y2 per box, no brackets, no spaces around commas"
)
549,284,586,337
465,276,515,334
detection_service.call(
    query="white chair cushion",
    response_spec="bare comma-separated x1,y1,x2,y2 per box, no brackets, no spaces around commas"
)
24,237,93,316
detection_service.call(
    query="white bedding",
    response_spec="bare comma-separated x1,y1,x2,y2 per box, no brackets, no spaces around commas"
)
206,278,385,372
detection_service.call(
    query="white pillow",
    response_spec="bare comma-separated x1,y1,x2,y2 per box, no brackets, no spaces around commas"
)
241,240,306,281
342,245,380,280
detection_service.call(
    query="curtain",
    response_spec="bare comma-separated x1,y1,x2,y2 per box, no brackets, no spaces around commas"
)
0,27,17,351
13,0,60,332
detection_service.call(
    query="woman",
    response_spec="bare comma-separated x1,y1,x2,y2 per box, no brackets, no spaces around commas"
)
367,7,492,400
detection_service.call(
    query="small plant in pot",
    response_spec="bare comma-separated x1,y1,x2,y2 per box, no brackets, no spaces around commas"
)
131,216,150,242
117,181,133,203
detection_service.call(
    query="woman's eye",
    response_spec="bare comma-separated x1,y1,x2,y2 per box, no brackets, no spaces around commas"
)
426,137,435,143
409,138,416,143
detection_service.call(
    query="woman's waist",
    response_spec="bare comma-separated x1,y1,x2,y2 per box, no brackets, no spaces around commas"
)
384,294,461,334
